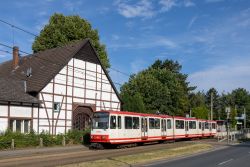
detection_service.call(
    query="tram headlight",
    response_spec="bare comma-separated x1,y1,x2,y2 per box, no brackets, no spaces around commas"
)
101,135,106,140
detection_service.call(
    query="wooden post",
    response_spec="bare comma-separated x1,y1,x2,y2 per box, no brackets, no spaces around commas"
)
11,139,14,150
39,138,43,147
62,136,66,146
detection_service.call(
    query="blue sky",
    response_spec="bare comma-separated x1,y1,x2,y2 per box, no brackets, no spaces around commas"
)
0,0,250,93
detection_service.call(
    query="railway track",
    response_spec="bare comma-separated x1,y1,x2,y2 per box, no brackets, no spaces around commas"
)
0,140,209,167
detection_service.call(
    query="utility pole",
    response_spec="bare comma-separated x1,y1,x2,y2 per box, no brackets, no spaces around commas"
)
210,92,213,120
190,109,192,118
226,107,231,145
244,107,246,129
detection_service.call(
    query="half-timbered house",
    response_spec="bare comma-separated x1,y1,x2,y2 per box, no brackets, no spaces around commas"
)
0,39,121,134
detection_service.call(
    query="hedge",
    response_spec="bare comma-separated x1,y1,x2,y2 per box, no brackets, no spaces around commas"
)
0,129,90,150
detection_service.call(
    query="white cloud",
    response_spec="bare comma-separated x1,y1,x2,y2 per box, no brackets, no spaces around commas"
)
115,0,155,18
155,37,177,48
205,0,224,3
63,0,83,12
184,0,195,7
111,34,120,40
130,59,147,74
115,0,195,19
37,11,47,16
107,36,177,50
189,59,250,93
188,16,198,29
159,0,177,12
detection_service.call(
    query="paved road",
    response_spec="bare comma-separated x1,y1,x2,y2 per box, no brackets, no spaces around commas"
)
141,142,250,167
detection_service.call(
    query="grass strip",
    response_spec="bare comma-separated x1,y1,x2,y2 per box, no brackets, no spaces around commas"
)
59,143,213,167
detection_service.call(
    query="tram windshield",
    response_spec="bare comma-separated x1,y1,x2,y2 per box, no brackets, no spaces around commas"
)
92,112,109,129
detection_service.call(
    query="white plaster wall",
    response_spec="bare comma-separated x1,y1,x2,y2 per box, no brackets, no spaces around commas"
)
56,127,65,134
32,119,38,132
39,126,50,133
10,106,32,118
0,118,8,132
0,105,8,116
39,57,121,134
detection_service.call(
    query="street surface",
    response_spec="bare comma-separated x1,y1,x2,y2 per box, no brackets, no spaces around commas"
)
141,142,250,167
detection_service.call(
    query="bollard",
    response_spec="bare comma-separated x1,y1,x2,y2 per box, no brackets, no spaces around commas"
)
11,139,14,150
62,136,66,146
39,138,43,147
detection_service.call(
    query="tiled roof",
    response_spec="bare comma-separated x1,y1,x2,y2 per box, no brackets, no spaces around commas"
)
0,39,121,103
0,78,39,103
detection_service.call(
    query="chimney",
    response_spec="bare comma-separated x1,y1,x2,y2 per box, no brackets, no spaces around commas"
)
12,46,19,69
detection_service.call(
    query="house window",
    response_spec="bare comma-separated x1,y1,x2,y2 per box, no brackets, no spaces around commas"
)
10,119,31,133
53,102,61,112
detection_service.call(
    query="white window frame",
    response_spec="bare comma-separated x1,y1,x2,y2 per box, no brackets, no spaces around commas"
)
10,119,30,133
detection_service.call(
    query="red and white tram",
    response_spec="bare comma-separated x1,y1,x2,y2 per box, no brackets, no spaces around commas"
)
90,110,216,147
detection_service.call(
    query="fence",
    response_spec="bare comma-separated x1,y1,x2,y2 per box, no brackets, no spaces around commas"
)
216,128,250,142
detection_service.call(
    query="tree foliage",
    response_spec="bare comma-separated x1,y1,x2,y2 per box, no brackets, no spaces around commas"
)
121,59,191,116
32,13,110,68
190,88,250,127
121,92,146,113
192,105,208,119
205,88,220,120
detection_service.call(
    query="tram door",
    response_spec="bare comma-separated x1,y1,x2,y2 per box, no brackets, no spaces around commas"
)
185,121,189,136
141,117,148,140
202,122,205,136
161,119,167,137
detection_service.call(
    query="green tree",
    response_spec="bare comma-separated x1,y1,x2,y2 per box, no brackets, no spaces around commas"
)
205,88,220,120
231,88,249,110
121,59,191,116
121,92,146,113
230,108,237,130
189,91,206,108
32,13,110,68
192,105,209,119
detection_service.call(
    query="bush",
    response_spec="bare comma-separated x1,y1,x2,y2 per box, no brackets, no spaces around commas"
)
65,129,90,145
0,129,90,150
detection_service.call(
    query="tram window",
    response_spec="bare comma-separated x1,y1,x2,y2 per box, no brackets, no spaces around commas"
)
209,123,211,130
149,118,155,129
110,116,116,129
125,117,132,129
155,119,160,129
118,116,121,129
167,119,172,129
189,121,192,129
175,120,184,129
212,123,216,129
133,117,140,129
205,122,209,129
199,122,201,129
189,121,196,129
